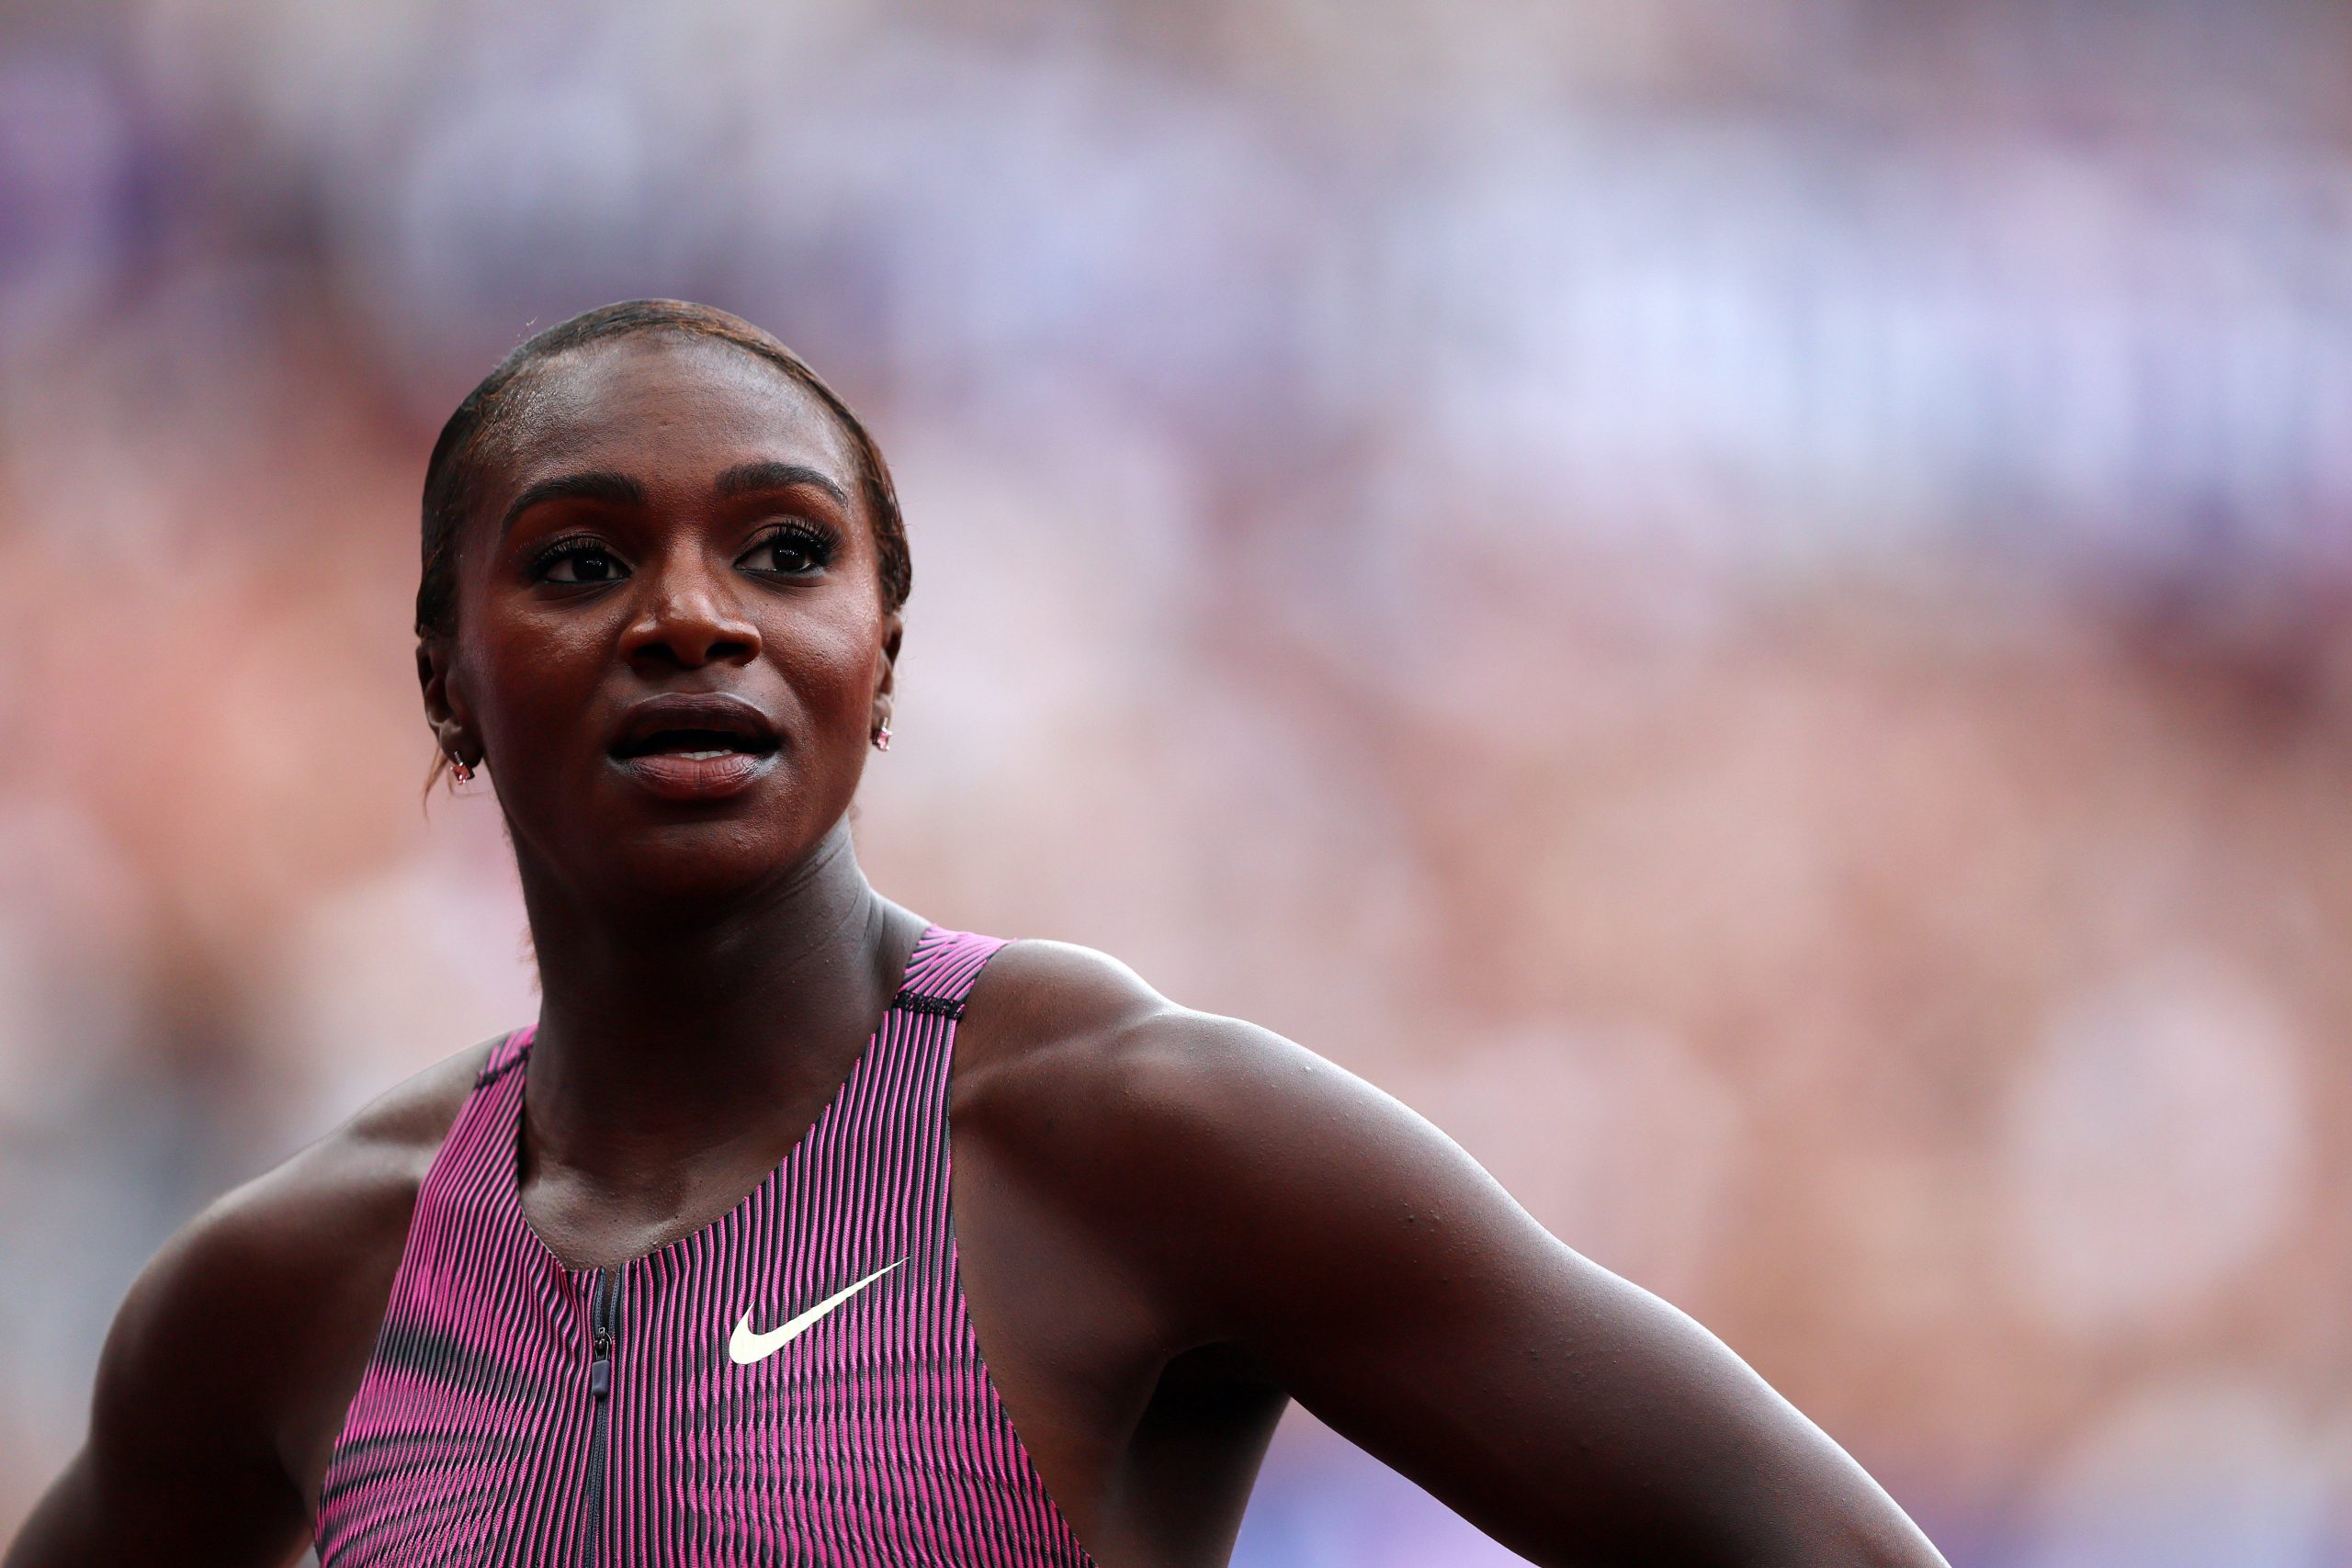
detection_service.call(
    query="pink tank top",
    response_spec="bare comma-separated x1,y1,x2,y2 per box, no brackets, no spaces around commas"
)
313,924,1096,1567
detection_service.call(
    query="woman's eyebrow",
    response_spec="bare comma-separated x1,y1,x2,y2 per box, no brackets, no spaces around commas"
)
711,460,851,508
498,470,648,538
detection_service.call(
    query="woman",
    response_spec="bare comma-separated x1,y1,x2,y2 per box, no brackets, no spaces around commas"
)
6,300,1947,1568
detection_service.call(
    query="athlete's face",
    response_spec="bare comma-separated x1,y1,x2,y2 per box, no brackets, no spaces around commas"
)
420,333,899,912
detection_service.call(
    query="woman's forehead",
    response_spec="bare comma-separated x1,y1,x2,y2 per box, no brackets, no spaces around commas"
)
487,332,856,486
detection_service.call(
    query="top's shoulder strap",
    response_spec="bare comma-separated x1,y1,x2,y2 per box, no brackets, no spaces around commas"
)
892,927,1012,1021
476,1021,537,1087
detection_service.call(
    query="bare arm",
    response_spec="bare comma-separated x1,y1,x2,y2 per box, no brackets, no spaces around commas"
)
1232,1030,1941,1565
5,1190,315,1568
1032,996,1949,1568
6,1045,482,1568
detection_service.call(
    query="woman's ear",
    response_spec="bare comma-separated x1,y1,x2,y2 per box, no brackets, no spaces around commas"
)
417,638,478,768
871,609,903,733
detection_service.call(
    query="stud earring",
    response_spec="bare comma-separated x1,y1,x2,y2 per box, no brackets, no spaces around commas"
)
870,721,891,752
449,754,475,784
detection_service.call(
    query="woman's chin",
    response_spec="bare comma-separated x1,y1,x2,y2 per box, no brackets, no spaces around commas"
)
571,822,829,918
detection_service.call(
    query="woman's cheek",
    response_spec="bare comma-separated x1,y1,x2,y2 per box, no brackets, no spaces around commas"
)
776,611,881,722
474,618,604,772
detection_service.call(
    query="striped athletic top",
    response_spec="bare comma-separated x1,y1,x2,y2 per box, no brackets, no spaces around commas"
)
313,924,1097,1567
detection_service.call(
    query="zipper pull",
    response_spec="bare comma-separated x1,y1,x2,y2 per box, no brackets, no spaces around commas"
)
589,1269,616,1400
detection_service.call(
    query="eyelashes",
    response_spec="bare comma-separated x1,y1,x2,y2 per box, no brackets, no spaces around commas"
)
525,521,840,584
527,533,625,584
745,520,838,575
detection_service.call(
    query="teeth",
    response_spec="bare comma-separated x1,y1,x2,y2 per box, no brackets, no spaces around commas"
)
679,750,730,761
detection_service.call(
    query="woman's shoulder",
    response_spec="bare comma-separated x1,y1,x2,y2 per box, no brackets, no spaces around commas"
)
947,936,1510,1344
195,1035,497,1278
956,936,1290,1100
953,936,1395,1187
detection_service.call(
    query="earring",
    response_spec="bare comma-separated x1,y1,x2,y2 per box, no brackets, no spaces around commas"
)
449,754,475,784
870,720,891,752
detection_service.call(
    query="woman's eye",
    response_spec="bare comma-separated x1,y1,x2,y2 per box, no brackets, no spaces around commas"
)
748,528,832,575
540,546,627,584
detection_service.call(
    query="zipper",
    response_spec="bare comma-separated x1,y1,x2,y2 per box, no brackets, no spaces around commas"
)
582,1267,618,1568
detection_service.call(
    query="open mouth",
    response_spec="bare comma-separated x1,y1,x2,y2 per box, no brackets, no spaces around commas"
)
605,695,782,800
610,728,778,762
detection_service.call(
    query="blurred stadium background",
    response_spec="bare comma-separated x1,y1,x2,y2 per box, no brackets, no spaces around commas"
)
4,1,2350,1563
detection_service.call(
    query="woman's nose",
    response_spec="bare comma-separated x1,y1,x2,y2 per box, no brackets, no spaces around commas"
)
618,549,763,670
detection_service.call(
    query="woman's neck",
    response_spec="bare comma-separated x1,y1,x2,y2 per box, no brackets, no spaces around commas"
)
509,819,927,1200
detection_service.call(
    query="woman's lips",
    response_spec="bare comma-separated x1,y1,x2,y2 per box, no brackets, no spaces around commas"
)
609,748,777,801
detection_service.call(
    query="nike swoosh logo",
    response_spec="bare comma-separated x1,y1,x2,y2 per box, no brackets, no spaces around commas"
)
728,1258,906,1366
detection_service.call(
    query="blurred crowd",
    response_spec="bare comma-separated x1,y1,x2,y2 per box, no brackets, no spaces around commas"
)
3,1,2350,1562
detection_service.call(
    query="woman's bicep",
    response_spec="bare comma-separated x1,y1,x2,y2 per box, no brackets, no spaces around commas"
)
5,1201,314,1567
1143,1021,1946,1568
